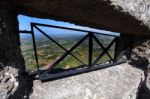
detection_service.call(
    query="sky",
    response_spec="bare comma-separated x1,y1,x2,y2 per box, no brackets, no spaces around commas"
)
18,15,120,36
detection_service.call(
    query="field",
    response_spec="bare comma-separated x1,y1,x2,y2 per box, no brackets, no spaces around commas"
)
20,33,115,71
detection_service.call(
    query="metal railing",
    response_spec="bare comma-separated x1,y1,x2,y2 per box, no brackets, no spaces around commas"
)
19,22,120,80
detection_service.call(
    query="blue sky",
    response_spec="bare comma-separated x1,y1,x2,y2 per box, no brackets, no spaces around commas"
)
18,15,120,36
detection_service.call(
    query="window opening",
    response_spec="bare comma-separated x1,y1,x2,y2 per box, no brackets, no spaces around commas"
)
19,15,121,80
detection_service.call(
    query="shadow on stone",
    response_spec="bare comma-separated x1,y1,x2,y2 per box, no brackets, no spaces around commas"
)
129,57,150,99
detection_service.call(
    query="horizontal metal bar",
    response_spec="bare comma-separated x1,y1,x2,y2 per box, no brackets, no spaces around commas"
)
31,23,119,37
40,60,126,81
19,30,32,34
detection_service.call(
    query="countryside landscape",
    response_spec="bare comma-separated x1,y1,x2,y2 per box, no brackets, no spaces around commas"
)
20,27,115,71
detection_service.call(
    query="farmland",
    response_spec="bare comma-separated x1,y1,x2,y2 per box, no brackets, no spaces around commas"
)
20,32,115,71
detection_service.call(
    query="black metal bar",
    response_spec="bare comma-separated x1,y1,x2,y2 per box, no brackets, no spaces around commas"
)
89,32,93,66
40,60,126,81
31,24,40,71
93,38,117,65
94,32,119,37
19,30,32,34
33,25,86,65
114,37,119,61
31,23,119,37
93,34,114,61
41,34,89,76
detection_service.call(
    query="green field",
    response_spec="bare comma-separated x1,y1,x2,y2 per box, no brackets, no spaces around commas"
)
20,34,115,71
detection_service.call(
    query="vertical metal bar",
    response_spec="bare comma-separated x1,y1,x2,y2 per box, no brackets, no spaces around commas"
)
89,32,93,66
31,24,39,71
114,37,119,62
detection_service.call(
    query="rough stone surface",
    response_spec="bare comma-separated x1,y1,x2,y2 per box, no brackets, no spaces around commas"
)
30,63,144,99
0,2,26,99
130,37,150,69
132,40,150,62
12,0,150,35
111,0,150,29
0,65,19,99
115,35,150,65
130,39,150,99
0,1,149,99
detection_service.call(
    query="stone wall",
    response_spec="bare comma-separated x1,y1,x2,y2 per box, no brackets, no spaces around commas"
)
131,36,150,66
130,37,150,99
111,0,150,29
0,1,149,99
14,0,150,35
0,1,26,99
115,34,150,98
30,63,144,99
116,34,150,65
115,34,134,61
